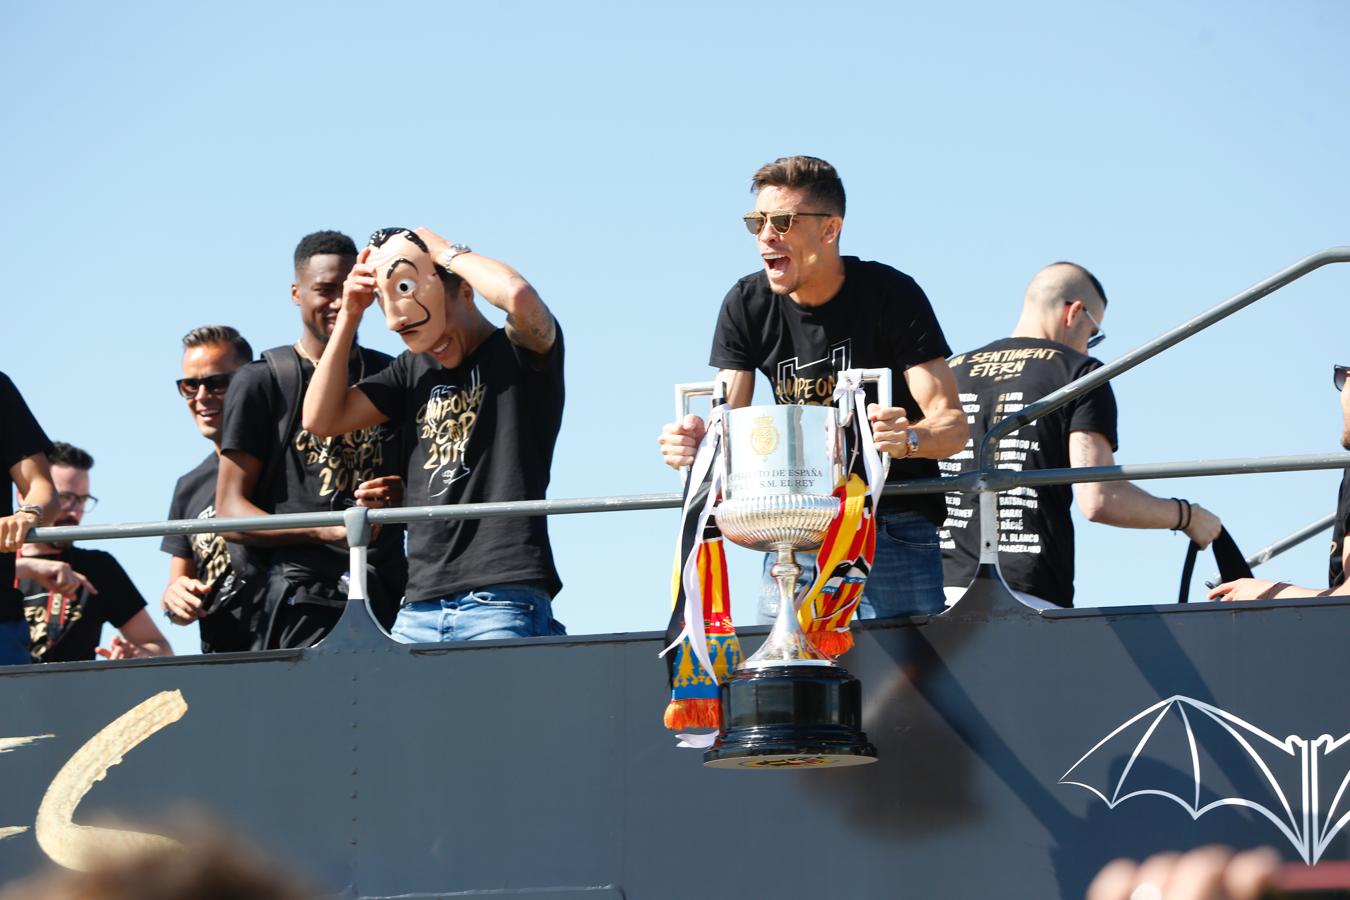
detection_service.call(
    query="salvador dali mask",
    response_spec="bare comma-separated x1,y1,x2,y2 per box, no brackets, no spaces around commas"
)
366,227,449,357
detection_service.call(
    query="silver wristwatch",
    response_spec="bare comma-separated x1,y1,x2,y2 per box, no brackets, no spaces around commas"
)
903,429,919,458
16,503,43,519
436,243,472,271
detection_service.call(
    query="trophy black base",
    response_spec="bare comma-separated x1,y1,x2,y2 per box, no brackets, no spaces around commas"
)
703,664,878,770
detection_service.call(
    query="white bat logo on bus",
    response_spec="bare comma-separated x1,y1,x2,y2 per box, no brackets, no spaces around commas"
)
1061,695,1350,864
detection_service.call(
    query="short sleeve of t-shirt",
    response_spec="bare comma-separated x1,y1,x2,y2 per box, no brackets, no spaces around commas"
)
0,373,52,472
356,352,414,424
219,360,279,463
709,283,757,371
85,551,147,629
510,320,566,377
878,269,951,368
1066,360,1120,452
160,471,194,559
1329,470,1350,589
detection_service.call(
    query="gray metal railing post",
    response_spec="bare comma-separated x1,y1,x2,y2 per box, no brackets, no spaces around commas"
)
974,246,1350,566
343,506,371,602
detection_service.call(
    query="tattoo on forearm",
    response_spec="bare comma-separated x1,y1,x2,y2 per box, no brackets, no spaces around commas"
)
506,303,556,351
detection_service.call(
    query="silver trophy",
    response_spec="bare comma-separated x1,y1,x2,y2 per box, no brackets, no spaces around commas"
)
675,369,889,769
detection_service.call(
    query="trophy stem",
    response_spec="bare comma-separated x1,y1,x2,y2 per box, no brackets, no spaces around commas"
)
741,546,834,669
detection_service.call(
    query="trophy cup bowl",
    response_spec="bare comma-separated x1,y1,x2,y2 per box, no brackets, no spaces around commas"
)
703,402,878,769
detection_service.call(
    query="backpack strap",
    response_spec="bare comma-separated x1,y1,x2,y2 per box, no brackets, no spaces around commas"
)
260,346,305,504
1177,527,1253,603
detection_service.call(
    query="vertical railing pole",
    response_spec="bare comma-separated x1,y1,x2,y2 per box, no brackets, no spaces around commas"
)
978,485,999,565
343,506,370,602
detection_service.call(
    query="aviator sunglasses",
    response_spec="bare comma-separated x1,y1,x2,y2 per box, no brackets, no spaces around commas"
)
176,372,235,398
1335,364,1350,392
742,210,833,236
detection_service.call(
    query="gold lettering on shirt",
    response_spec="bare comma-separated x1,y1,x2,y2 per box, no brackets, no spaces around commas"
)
294,424,389,499
414,367,485,498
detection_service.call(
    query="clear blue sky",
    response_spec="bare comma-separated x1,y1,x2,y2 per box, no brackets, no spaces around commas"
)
3,1,1348,656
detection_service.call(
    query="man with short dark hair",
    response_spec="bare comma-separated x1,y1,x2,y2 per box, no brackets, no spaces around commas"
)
18,442,172,661
303,226,566,642
159,325,257,652
217,231,407,649
942,262,1221,608
658,156,969,620
0,372,56,665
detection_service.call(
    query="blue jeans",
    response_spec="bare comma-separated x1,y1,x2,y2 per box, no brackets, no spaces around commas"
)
757,510,945,624
391,583,566,644
0,620,31,665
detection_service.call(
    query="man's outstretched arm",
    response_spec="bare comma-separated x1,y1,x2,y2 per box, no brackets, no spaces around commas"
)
869,357,969,461
215,450,347,546
1070,430,1221,547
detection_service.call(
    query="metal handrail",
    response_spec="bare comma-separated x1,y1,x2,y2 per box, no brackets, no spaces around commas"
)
20,247,1350,557
23,452,1350,545
1242,512,1336,570
974,246,1350,473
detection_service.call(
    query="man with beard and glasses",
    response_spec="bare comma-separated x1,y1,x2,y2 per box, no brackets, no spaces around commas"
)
17,442,172,662
1210,362,1350,602
216,231,407,650
658,156,968,621
159,326,258,652
302,227,566,643
0,372,57,665
941,262,1221,609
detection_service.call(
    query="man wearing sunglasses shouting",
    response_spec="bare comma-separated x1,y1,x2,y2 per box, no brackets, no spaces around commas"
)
941,263,1221,609
659,155,969,621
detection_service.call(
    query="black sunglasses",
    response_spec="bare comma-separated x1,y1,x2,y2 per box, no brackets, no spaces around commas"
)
176,372,235,398
1081,306,1107,350
1335,364,1349,392
742,210,833,236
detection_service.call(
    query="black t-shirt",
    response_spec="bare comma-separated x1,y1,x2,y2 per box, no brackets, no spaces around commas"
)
357,327,565,603
1328,470,1350,589
709,257,953,523
219,346,405,573
161,451,248,652
18,547,146,662
0,372,53,623
940,337,1119,608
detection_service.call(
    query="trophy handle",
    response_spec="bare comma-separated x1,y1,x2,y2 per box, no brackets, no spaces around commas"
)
840,368,893,482
673,380,725,479
673,381,719,422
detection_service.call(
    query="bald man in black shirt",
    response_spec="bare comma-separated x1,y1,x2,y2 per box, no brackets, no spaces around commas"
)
941,262,1221,608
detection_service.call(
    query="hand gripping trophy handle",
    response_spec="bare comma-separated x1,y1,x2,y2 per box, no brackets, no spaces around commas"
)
673,381,723,481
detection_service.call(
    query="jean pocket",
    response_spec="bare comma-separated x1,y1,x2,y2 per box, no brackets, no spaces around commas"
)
880,523,941,552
